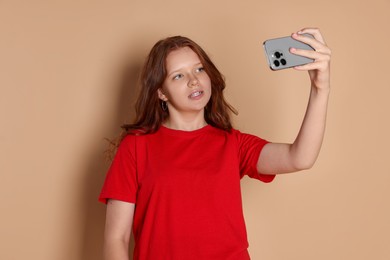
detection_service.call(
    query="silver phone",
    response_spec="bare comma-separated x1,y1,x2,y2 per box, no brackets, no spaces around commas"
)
263,34,314,70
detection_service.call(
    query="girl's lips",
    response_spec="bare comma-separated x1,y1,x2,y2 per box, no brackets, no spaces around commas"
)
188,90,204,99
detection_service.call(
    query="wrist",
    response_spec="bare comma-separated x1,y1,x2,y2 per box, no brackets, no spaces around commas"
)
310,85,330,104
311,84,330,95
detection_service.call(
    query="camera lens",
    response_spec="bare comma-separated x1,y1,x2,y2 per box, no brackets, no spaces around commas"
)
280,59,287,65
273,60,280,67
274,52,281,58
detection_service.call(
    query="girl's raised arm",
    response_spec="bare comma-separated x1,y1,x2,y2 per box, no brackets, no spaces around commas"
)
257,28,331,175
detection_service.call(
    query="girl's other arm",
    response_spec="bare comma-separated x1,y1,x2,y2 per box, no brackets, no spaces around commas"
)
103,199,135,260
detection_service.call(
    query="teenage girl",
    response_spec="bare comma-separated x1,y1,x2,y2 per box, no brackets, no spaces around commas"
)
99,28,331,260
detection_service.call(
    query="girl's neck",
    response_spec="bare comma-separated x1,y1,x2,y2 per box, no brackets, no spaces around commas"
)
162,113,207,131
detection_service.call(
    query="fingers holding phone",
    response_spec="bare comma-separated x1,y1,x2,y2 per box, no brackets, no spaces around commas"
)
263,28,331,89
291,28,331,89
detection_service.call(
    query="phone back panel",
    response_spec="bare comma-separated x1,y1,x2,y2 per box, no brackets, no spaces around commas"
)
263,35,314,70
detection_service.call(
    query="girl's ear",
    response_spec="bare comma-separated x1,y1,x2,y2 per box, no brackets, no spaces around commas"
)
157,88,168,101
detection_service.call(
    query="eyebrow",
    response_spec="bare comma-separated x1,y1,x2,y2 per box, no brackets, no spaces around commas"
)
166,62,203,78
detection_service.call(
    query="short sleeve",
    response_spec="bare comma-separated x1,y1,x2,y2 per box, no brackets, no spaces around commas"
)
236,130,275,183
98,135,138,204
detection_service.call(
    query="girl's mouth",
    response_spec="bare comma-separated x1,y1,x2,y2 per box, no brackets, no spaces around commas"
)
189,91,203,99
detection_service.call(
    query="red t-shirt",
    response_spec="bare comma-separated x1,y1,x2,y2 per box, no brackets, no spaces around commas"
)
99,125,275,260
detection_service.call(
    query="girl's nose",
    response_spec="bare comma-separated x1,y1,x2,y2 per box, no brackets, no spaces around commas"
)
188,75,199,88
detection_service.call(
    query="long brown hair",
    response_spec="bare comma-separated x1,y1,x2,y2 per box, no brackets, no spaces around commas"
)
106,36,237,158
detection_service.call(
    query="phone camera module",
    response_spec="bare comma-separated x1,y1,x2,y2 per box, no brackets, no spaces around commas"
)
272,51,285,68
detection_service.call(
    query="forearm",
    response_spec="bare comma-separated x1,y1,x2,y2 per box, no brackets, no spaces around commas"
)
289,85,330,170
103,238,130,260
103,200,135,260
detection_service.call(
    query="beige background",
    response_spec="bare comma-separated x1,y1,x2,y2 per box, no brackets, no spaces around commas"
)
1,0,389,259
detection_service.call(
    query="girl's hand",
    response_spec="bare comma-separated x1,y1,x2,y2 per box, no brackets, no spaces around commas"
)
290,28,331,91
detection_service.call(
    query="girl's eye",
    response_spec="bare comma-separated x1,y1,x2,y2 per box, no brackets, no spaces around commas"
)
196,67,205,73
173,74,183,80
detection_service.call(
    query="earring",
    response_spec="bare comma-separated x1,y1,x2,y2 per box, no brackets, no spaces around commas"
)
161,101,168,111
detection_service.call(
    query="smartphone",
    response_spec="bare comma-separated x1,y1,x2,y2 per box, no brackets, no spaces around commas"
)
263,34,315,70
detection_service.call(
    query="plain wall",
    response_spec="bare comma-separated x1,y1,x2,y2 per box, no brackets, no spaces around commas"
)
1,0,389,259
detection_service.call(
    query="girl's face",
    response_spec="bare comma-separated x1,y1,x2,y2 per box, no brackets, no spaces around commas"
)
158,47,212,116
